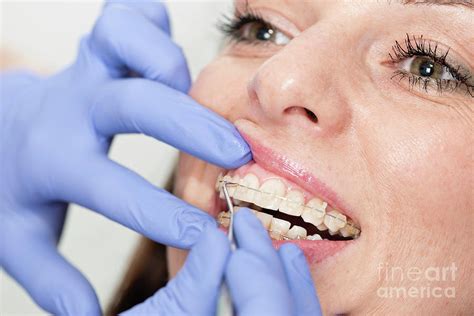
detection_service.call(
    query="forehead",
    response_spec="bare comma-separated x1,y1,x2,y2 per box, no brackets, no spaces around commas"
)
235,0,473,12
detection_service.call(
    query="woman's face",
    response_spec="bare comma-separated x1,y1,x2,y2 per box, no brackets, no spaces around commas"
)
169,0,473,314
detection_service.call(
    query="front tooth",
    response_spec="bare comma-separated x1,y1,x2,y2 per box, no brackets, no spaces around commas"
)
287,226,307,240
229,175,240,195
255,212,273,229
279,190,305,216
270,218,291,234
301,198,326,227
307,234,322,241
233,173,259,203
324,210,347,233
254,179,286,210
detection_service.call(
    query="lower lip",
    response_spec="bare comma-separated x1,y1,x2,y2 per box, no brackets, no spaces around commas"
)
273,239,351,263
219,226,352,263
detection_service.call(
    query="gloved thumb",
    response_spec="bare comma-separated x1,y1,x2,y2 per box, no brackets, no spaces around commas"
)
279,243,322,315
122,226,230,316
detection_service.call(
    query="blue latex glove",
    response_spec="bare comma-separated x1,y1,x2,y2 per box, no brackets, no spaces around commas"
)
0,1,250,314
226,209,322,316
123,226,230,316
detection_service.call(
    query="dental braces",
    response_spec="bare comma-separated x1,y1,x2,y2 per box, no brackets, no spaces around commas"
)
217,211,300,240
217,211,355,240
218,179,361,237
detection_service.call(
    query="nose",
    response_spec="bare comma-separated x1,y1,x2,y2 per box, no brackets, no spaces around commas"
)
247,32,351,137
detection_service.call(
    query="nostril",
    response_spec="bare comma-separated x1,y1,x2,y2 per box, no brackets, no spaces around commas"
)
284,106,319,124
304,108,318,124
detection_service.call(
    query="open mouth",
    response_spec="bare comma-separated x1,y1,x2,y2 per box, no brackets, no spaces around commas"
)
215,164,361,242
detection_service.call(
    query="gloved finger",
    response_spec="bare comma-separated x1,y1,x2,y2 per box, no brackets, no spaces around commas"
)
89,3,189,92
232,208,281,263
123,227,230,315
104,0,171,35
54,155,215,249
279,244,322,316
226,208,295,316
1,224,100,315
92,78,251,169
1,71,40,91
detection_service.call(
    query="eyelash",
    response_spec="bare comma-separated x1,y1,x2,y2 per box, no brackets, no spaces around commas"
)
218,12,473,98
389,34,473,97
218,10,277,45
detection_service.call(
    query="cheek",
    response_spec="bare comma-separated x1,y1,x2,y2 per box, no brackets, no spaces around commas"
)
364,106,472,239
167,247,188,278
189,56,258,123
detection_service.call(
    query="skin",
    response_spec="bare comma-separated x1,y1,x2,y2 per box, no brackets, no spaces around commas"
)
168,0,473,314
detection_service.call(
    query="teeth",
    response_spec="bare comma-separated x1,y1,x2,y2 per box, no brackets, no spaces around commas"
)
307,234,322,241
270,218,291,240
255,211,273,229
233,173,259,203
301,198,326,227
324,210,347,233
279,190,305,216
216,172,361,239
307,197,327,213
316,223,328,231
237,200,251,207
254,179,286,210
217,211,230,227
219,175,240,199
339,226,351,237
339,221,359,237
287,226,307,240
217,208,359,241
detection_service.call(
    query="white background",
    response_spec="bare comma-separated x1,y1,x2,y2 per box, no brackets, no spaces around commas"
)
1,0,231,314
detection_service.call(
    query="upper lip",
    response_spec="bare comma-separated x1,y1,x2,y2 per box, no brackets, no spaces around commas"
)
237,131,358,224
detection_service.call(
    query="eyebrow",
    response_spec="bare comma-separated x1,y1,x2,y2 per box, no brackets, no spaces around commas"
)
399,0,474,10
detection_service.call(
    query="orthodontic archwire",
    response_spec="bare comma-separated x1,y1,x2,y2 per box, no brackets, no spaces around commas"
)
217,179,361,236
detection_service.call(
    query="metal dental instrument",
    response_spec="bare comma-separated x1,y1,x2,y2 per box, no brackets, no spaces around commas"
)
217,181,237,316
222,181,237,250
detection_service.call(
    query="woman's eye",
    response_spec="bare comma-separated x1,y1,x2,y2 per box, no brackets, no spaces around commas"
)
388,35,474,97
237,21,290,45
400,56,455,80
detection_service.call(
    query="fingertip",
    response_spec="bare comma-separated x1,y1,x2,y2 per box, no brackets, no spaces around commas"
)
279,243,309,275
279,243,314,286
233,208,276,253
234,207,261,229
219,127,252,169
279,243,304,260
219,135,252,169
234,207,256,221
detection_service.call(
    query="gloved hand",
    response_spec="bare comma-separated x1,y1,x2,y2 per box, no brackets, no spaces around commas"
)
123,226,230,316
226,209,322,316
122,209,321,316
0,1,250,315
